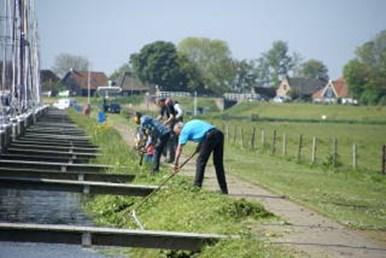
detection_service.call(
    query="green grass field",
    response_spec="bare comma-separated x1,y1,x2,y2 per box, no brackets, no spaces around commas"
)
210,119,386,173
222,141,386,230
222,102,386,123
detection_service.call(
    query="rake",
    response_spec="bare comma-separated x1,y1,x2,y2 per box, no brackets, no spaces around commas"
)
130,150,197,230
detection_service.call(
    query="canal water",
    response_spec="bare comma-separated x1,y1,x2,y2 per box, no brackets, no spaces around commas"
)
0,189,92,225
0,189,108,258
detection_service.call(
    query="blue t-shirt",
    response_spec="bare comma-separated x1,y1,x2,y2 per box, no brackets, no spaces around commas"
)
178,120,215,145
140,115,170,138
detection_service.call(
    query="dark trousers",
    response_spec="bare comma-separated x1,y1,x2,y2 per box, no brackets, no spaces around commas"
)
166,132,177,162
195,129,228,194
153,132,170,173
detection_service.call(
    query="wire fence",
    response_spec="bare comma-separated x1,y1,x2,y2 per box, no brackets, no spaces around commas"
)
217,122,386,174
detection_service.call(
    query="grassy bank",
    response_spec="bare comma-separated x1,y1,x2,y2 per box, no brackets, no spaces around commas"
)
208,119,386,173
67,110,296,258
223,102,386,122
220,133,386,230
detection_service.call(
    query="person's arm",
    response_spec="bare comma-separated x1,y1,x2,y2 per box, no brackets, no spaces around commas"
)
164,114,175,126
157,106,165,121
173,144,184,172
174,103,183,120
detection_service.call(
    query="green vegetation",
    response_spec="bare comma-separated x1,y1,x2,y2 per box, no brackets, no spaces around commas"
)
68,110,294,258
172,96,220,114
222,145,386,230
343,30,386,105
68,110,140,171
220,102,386,122
208,101,386,230
211,118,386,172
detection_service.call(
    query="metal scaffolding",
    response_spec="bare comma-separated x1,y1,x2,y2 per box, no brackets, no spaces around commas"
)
0,0,41,124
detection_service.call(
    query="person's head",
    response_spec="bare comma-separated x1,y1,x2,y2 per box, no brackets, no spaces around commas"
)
173,121,184,135
132,111,142,125
157,97,166,107
165,97,174,106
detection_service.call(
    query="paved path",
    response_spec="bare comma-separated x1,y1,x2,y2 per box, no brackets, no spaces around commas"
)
113,121,386,258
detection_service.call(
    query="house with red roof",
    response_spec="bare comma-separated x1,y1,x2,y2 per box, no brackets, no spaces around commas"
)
312,78,357,104
276,77,326,100
61,69,108,96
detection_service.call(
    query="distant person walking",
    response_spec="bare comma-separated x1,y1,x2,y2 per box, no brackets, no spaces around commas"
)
173,120,228,194
157,97,183,163
133,112,170,173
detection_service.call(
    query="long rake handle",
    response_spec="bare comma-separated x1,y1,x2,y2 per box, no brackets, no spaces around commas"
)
133,151,197,212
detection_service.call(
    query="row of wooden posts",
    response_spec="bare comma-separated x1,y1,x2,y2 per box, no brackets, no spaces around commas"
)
221,124,386,174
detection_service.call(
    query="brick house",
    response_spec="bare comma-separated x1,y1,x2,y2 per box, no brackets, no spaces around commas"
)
276,77,326,100
312,78,357,104
61,69,108,96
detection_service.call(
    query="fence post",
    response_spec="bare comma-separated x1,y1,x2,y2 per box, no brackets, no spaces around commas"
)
240,127,244,149
382,145,386,175
333,138,338,167
233,126,237,145
311,137,317,165
271,129,277,155
297,134,303,161
225,124,229,144
282,133,287,156
261,129,265,150
352,143,357,170
251,127,256,150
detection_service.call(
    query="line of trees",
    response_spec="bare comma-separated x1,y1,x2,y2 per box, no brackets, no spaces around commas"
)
51,30,386,105
110,37,329,96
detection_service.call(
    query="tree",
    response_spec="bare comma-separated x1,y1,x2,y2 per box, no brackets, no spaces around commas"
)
178,37,236,95
130,41,186,91
52,53,90,77
298,59,329,81
343,30,386,104
110,62,133,81
232,59,258,93
262,41,300,87
177,54,206,93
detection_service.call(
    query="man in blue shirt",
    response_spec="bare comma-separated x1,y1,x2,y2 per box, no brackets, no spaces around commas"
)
173,120,228,194
133,112,170,173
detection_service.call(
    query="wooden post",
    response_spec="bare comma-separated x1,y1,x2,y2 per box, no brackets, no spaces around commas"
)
282,133,287,156
311,137,317,165
271,129,277,155
261,129,265,149
333,138,338,167
251,127,256,150
233,126,237,145
225,124,229,144
297,134,303,161
382,145,386,175
352,143,357,170
240,127,244,148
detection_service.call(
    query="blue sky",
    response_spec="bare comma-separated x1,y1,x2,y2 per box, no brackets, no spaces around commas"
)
36,0,386,79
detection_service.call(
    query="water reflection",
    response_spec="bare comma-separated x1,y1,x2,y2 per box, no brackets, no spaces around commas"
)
0,189,93,225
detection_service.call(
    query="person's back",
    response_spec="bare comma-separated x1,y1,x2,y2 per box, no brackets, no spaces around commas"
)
173,120,228,194
141,115,170,137
137,114,171,173
178,120,214,144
